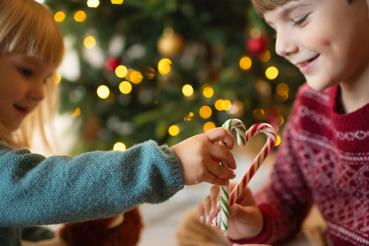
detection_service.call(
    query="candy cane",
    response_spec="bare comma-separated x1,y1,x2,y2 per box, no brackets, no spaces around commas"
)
216,119,277,232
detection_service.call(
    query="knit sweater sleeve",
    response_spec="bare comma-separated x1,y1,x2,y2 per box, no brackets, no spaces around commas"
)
231,88,313,244
0,140,184,226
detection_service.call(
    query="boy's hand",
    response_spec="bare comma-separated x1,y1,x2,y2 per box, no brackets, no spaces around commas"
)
198,185,263,241
171,127,236,186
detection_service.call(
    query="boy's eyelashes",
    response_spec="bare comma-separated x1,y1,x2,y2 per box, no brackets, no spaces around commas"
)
291,13,311,27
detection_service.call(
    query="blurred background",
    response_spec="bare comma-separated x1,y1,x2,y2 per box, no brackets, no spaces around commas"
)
37,0,309,245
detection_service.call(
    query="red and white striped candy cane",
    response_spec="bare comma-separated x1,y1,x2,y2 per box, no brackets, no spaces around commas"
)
216,119,277,232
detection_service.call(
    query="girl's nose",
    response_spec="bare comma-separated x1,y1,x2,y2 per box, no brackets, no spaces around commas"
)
28,80,45,101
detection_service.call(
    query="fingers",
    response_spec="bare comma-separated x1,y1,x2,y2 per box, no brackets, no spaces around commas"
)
208,143,236,169
205,127,234,149
202,171,230,186
236,187,256,206
198,186,220,225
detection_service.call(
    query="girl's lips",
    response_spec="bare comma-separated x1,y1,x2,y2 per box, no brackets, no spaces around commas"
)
14,105,30,115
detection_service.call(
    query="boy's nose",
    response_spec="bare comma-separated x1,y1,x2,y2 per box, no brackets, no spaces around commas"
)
275,32,298,58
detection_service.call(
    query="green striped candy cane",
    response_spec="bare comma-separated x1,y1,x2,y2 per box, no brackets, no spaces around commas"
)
218,119,277,232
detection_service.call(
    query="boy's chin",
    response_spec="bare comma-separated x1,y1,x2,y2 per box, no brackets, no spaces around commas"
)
305,76,336,91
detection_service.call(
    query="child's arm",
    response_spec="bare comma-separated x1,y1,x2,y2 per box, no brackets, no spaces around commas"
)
0,128,235,226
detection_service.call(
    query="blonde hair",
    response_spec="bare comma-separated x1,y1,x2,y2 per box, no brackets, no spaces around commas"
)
0,0,64,149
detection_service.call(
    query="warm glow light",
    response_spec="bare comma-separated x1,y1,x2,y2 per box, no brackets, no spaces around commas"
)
265,66,279,80
74,10,87,22
223,100,232,111
260,50,271,62
111,0,124,4
84,36,96,49
182,84,194,97
87,0,100,8
119,81,132,94
97,85,110,99
168,125,180,136
275,135,282,146
202,85,214,98
113,142,127,151
54,11,66,23
71,107,81,117
215,99,224,111
158,58,172,75
203,122,216,132
184,112,195,121
129,71,143,84
54,74,62,84
199,105,212,119
115,65,128,78
239,56,252,70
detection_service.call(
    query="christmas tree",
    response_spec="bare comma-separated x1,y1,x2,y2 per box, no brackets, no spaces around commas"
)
46,0,304,152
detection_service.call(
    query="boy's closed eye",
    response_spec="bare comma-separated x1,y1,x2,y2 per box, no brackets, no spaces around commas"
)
291,13,311,26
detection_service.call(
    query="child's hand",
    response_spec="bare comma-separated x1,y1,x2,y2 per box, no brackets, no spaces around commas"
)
198,184,263,241
171,127,236,186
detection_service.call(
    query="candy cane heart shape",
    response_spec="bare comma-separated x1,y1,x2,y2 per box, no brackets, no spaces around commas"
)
218,119,277,232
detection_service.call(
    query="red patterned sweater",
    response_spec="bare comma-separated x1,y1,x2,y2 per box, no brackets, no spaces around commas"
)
233,84,369,245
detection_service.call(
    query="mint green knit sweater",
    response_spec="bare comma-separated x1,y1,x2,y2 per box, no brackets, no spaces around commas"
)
0,140,184,246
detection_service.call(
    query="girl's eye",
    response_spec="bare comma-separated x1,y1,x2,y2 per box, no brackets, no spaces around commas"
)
18,67,33,77
292,13,310,26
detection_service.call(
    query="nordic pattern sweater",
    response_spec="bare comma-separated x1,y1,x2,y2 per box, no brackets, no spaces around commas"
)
233,84,369,245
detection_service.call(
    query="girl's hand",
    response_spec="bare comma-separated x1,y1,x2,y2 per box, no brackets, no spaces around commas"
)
198,185,264,241
171,127,236,186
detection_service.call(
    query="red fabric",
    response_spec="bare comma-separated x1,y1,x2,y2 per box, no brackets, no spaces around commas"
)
229,84,369,245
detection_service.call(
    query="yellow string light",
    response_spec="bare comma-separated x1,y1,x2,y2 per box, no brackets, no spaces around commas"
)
84,36,96,49
182,84,194,97
199,105,212,119
111,0,124,4
239,56,252,70
168,124,180,136
275,135,282,146
215,99,224,111
87,0,100,8
113,142,127,151
115,65,128,78
119,81,132,94
129,71,143,84
54,74,62,85
97,85,110,99
202,85,214,98
265,66,279,80
54,11,66,23
71,107,81,117
184,112,195,121
74,10,87,23
158,58,172,75
203,122,216,132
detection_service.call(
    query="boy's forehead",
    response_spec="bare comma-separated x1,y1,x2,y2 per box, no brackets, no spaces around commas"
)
263,0,313,20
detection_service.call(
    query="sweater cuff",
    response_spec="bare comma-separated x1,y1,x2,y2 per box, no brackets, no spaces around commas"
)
228,203,274,244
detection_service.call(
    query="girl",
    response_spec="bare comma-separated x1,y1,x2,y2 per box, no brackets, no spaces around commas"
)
185,0,369,245
0,0,237,245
